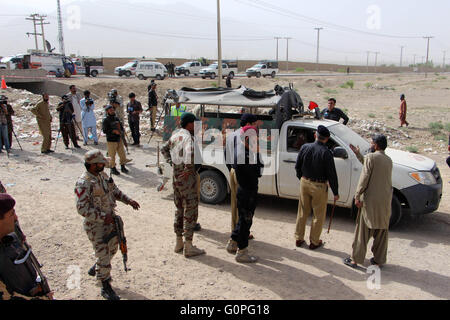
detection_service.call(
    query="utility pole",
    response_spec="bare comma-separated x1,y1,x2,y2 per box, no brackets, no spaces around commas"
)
37,15,50,52
424,36,433,77
400,46,404,67
314,27,323,72
366,51,370,73
26,14,40,51
374,52,380,73
57,0,65,55
217,0,223,87
284,37,292,72
443,51,446,70
274,36,282,62
413,54,417,66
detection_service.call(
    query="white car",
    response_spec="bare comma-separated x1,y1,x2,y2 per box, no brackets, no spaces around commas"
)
175,61,205,76
200,61,238,79
246,61,278,78
114,60,138,77
135,61,167,80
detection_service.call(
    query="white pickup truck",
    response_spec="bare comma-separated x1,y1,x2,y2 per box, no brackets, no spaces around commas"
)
159,87,443,228
175,61,206,76
199,61,238,79
72,57,104,77
246,60,279,78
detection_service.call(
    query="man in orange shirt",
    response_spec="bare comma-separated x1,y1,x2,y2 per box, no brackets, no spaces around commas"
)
399,94,409,127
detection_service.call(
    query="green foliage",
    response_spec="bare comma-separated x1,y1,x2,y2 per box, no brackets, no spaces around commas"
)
296,67,305,72
387,115,393,119
340,80,354,89
429,122,444,130
337,68,346,73
406,146,418,153
211,82,218,88
368,113,376,118
365,82,373,88
434,134,447,141
324,88,338,94
445,123,450,132
316,83,323,88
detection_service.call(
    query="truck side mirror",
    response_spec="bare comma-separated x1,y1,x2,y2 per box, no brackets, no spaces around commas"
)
333,147,348,159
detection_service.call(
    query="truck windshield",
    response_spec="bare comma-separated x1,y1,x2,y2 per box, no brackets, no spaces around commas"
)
328,123,371,154
123,62,134,68
252,64,264,68
182,62,191,67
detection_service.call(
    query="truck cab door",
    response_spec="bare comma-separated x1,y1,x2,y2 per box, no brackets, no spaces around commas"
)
326,135,352,204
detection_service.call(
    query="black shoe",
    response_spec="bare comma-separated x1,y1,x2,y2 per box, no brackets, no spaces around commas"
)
101,280,120,301
151,128,156,132
41,150,50,154
74,144,81,148
88,264,96,277
48,149,54,153
121,165,129,174
65,145,70,149
94,142,98,145
111,167,120,175
194,223,201,231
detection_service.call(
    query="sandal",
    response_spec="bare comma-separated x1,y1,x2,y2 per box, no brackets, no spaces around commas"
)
343,257,357,268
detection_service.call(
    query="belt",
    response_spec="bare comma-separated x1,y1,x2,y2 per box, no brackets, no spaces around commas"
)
302,177,327,184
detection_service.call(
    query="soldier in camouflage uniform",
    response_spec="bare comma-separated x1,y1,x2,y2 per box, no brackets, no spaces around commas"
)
161,112,206,258
75,150,140,300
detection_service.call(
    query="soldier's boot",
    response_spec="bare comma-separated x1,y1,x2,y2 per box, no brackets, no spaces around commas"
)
88,264,96,277
101,279,120,301
111,167,120,175
121,165,129,174
174,236,184,253
226,239,238,254
184,240,206,258
235,247,258,263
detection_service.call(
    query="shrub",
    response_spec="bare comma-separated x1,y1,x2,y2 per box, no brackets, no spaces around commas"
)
387,115,393,119
337,68,346,73
211,82,218,88
434,134,447,141
428,122,444,130
346,80,354,89
340,83,349,89
296,67,305,72
368,113,376,118
445,123,450,132
365,82,373,88
406,146,418,153
316,83,323,88
324,89,338,94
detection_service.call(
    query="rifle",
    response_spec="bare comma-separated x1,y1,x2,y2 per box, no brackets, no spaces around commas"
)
14,222,52,297
103,215,129,272
116,121,129,154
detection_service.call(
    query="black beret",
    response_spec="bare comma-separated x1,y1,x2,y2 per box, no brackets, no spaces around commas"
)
317,125,330,138
0,193,15,216
240,113,257,125
180,112,198,127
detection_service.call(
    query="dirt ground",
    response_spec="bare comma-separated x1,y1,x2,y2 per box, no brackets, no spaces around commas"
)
0,73,449,300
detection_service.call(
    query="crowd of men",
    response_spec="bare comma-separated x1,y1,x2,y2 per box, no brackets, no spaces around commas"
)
0,84,447,301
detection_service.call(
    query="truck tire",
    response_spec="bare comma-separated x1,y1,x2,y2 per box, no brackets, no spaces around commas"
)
389,194,403,229
210,73,216,79
137,74,145,80
125,71,131,77
91,70,98,77
184,70,190,77
199,170,227,204
156,74,162,80
228,72,234,79
256,72,261,78
271,71,276,78
176,73,180,76
247,75,252,78
202,76,206,79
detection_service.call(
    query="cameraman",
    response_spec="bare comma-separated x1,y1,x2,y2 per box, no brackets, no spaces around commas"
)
0,96,14,149
127,93,143,146
56,95,80,149
80,90,98,146
108,89,124,124
0,97,11,154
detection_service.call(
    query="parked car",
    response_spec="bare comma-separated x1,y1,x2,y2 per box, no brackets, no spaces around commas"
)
135,61,167,80
175,61,207,76
72,57,104,77
199,60,238,79
246,60,278,78
114,60,138,77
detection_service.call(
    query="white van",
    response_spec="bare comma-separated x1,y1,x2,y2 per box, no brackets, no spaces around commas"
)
135,61,167,80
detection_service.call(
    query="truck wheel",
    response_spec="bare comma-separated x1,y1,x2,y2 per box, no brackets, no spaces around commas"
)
138,74,145,80
210,73,216,79
184,70,190,77
156,74,162,80
271,71,276,78
176,73,180,76
202,76,206,79
200,170,227,204
256,72,261,78
91,70,98,77
125,71,131,77
228,72,234,79
247,75,252,78
389,194,403,229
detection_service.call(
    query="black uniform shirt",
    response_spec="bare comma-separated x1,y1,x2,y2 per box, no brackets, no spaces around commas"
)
321,107,349,125
148,90,158,107
295,140,339,196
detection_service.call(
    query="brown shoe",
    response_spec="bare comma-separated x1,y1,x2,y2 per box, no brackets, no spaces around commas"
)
296,240,305,247
309,240,324,250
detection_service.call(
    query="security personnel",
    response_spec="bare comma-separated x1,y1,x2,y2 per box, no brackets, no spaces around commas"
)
75,150,140,300
102,105,130,175
109,89,125,124
161,112,205,258
0,194,53,300
170,102,187,117
147,83,158,131
56,95,80,149
294,125,339,250
321,98,349,125
30,93,54,153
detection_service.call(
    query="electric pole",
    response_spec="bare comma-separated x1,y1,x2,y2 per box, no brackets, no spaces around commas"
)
366,51,370,73
424,36,433,77
37,15,50,52
284,37,292,72
443,51,446,70
26,14,40,51
314,27,323,72
217,0,223,87
374,52,380,73
57,0,65,55
400,46,404,67
274,36,282,62
413,54,417,66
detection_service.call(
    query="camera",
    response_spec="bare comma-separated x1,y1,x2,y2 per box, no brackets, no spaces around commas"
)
108,92,117,104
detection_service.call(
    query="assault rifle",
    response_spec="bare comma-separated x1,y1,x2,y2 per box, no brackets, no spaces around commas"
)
14,222,52,297
103,215,129,272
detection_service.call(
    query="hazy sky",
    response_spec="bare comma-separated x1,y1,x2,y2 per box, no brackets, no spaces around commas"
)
1,0,449,66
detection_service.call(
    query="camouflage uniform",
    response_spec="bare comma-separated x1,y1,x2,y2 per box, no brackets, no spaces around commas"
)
161,128,199,242
75,151,132,282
